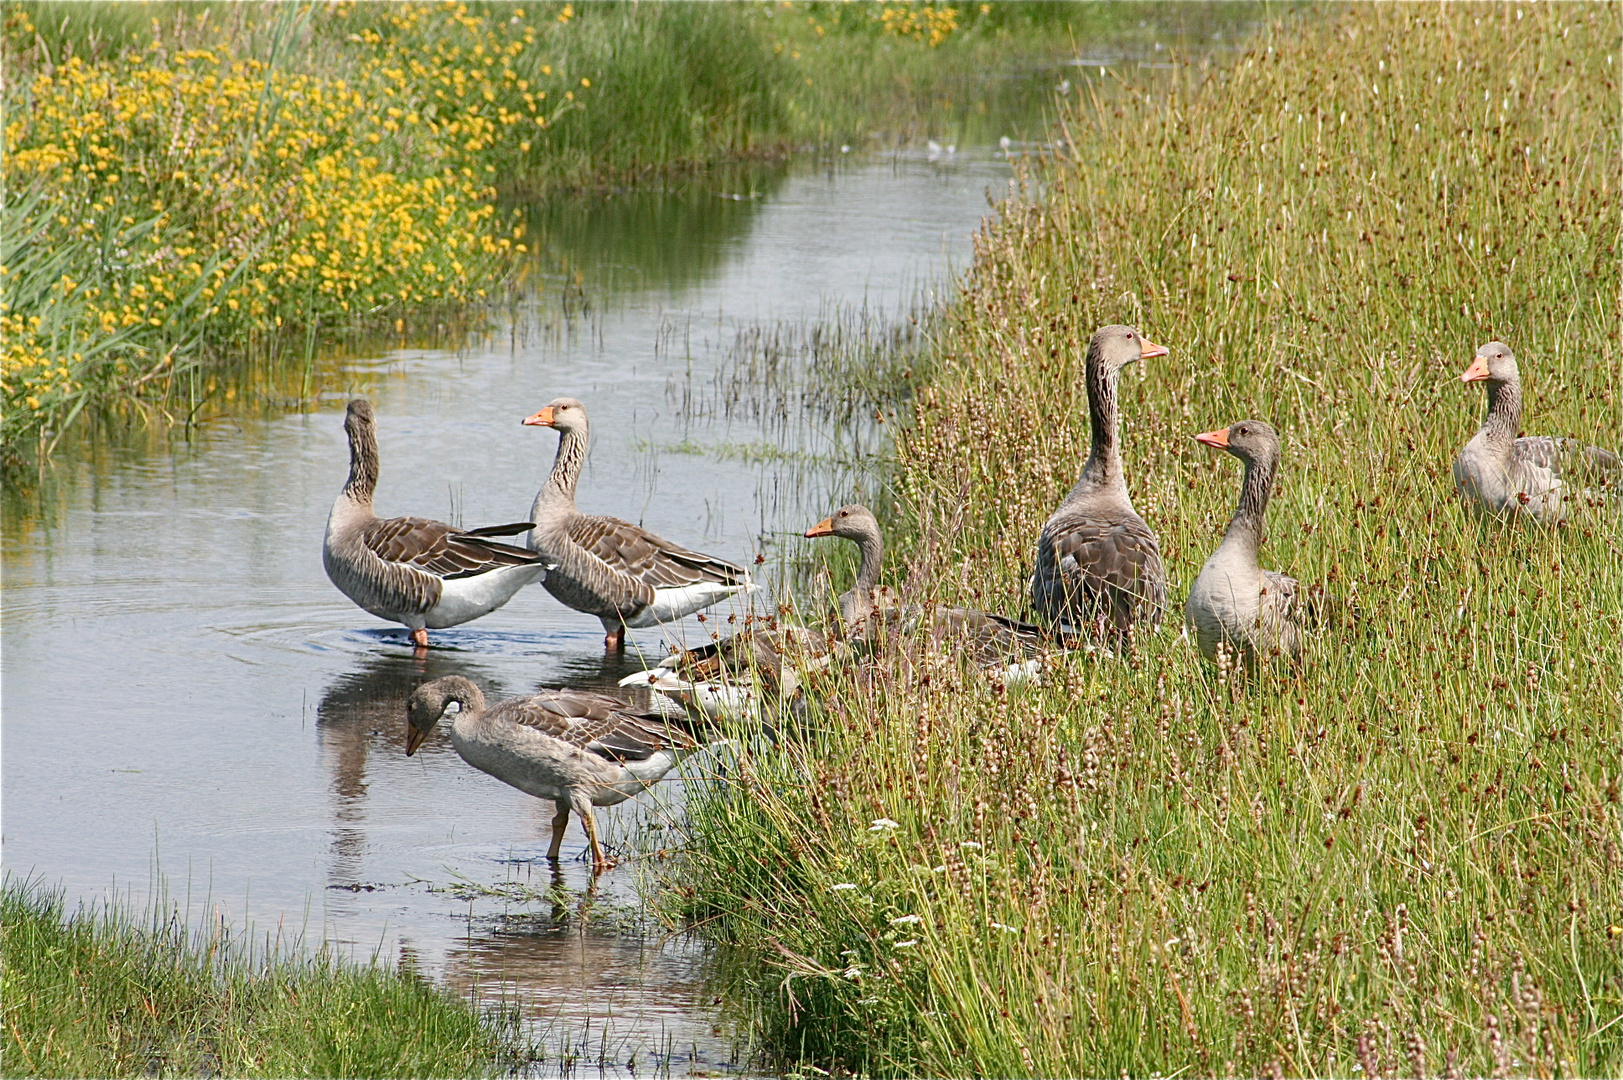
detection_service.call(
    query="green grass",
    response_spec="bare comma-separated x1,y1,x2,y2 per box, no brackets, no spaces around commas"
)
0,879,532,1078
677,4,1623,1076
1,1,1260,462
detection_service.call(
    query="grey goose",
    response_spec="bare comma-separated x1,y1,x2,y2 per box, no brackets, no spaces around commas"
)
406,675,717,872
1184,420,1304,670
1454,342,1619,525
522,398,754,652
323,399,548,648
806,503,1079,683
1030,324,1169,640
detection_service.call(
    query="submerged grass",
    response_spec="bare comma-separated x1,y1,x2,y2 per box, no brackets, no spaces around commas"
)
0,878,533,1078
679,4,1622,1076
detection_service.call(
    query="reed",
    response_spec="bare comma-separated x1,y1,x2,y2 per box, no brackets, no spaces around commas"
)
0,878,534,1078
678,4,1622,1075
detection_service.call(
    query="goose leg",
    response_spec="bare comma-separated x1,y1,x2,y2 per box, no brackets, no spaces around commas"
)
546,803,570,861
410,627,430,649
573,794,613,872
601,617,626,653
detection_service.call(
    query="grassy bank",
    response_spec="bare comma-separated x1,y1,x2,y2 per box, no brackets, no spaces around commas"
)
0,879,531,1078
681,3,1622,1076
0,0,1193,462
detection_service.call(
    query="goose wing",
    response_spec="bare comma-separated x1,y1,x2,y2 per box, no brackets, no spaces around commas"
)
1259,569,1305,651
936,606,1075,659
1038,512,1166,628
566,514,750,589
1513,436,1622,488
489,690,703,763
361,516,546,579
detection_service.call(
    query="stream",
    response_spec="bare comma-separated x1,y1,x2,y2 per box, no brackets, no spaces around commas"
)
2,20,1246,1075
3,141,1025,1075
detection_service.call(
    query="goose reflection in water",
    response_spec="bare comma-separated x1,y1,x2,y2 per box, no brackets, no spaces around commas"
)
315,649,503,883
438,893,745,1075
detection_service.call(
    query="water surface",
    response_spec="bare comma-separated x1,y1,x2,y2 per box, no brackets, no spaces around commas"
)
2,18,1250,1071
2,142,1020,1074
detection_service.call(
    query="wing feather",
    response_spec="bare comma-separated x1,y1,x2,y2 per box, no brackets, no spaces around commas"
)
362,516,546,579
1034,510,1166,631
486,690,702,763
1514,436,1622,488
567,515,750,589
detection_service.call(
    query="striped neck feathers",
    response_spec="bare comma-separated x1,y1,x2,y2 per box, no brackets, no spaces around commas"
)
343,417,380,505
540,424,590,509
1221,452,1276,552
1076,347,1125,493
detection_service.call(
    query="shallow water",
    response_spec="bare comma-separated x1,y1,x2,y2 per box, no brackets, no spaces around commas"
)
2,18,1250,1069
1,142,1023,1073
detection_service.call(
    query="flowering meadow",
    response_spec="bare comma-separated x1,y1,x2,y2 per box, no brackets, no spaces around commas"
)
0,2,574,454
1,0,1109,460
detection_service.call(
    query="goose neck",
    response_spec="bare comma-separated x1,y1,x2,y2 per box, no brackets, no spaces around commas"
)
1221,454,1274,553
839,527,885,627
1078,359,1124,491
1479,377,1522,450
853,528,884,595
343,418,380,505
537,425,588,513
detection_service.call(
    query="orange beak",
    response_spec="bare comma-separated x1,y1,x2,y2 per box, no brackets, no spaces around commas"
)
522,406,555,427
1460,357,1491,383
1140,337,1169,360
1194,427,1230,449
804,517,835,538
405,726,429,756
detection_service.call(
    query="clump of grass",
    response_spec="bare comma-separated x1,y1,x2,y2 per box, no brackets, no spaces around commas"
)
0,878,534,1078
678,4,1622,1076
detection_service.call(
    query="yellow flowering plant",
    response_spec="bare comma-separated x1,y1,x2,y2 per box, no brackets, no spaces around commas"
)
1,1,574,454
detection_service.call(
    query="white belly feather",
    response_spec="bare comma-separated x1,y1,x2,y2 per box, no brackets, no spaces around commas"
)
622,581,755,628
425,562,548,628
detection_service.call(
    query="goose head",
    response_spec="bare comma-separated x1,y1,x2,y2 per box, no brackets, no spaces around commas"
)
1194,419,1281,469
804,503,881,543
405,675,484,756
1088,324,1168,373
1460,341,1519,386
521,397,589,435
344,397,375,437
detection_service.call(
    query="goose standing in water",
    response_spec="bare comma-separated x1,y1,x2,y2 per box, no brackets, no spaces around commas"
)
1185,420,1304,670
1454,342,1620,525
807,504,1077,682
1031,324,1169,640
522,398,754,652
405,675,716,872
324,399,549,648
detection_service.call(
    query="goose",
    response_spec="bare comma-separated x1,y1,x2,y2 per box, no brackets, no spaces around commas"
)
1454,342,1620,525
619,620,834,722
405,675,717,872
522,398,754,652
806,504,1078,683
324,399,549,648
1031,324,1169,640
1185,420,1304,670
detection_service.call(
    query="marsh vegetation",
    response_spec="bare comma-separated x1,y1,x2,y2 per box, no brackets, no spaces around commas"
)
3,0,1235,459
0,880,535,1078
679,5,1622,1075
